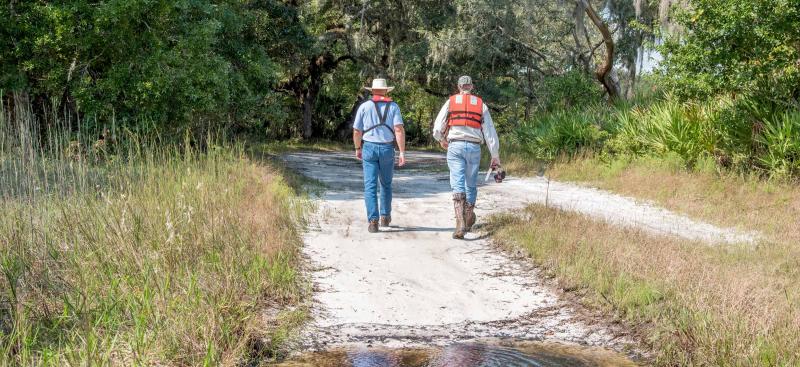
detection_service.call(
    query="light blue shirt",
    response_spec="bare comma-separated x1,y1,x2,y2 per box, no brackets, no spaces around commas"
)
353,99,403,143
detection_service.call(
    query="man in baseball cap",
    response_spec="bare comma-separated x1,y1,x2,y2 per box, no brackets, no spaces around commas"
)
432,76,501,239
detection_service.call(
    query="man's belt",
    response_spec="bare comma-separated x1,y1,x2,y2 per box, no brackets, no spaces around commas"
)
448,139,481,144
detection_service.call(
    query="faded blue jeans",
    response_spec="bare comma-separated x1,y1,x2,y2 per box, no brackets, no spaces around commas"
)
447,140,481,205
362,141,395,222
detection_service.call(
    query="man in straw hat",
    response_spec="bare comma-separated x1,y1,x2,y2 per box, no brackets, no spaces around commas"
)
432,75,501,239
353,78,407,233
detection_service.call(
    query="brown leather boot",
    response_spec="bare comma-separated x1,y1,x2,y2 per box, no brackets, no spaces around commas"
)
465,202,476,232
368,220,379,233
452,193,466,239
380,215,391,227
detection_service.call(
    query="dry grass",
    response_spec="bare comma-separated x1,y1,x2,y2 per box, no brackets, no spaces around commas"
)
548,156,800,244
0,105,308,365
0,154,308,366
490,205,800,366
492,153,800,364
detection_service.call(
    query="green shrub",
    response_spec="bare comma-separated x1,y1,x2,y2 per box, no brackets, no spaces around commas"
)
756,111,800,178
513,91,800,179
514,105,610,160
537,70,604,112
660,0,800,106
0,1,303,136
611,99,719,167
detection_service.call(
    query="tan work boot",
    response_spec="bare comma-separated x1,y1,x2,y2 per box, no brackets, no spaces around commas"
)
465,202,476,232
380,215,391,227
452,193,466,239
368,220,379,233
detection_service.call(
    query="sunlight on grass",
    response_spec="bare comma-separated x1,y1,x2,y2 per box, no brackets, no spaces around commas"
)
0,108,308,365
488,206,800,366
546,155,800,245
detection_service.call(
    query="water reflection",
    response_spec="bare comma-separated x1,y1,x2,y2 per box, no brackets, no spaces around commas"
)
275,341,636,367
433,343,583,367
348,350,402,367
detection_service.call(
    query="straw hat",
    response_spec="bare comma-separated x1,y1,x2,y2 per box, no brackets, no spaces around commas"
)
364,78,395,92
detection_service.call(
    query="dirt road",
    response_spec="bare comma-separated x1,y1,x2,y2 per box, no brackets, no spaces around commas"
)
281,150,754,352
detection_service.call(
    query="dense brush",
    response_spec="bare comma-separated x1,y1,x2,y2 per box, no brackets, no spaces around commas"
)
512,94,800,179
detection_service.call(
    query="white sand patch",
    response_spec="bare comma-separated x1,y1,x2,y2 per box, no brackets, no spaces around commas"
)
281,150,755,351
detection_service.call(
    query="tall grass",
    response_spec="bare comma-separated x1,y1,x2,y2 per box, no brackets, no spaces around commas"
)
0,97,306,365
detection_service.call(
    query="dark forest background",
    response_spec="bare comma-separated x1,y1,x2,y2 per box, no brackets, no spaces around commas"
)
2,0,799,175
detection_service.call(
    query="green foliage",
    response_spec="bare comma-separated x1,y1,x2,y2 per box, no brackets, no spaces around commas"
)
536,70,604,112
389,84,444,145
756,112,800,178
611,99,719,166
660,0,800,106
1,0,306,136
514,105,611,161
0,0,664,142
513,90,800,179
612,98,800,177
3,0,798,179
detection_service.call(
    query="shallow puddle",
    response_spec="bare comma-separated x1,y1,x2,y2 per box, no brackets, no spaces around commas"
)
273,341,637,367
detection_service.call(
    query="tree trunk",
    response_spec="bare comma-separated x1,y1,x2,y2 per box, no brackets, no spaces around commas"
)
579,0,621,101
300,58,324,139
301,92,314,139
572,2,591,73
295,53,351,139
627,49,639,100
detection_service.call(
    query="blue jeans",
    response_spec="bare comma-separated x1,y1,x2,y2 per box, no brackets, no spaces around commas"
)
362,142,395,222
447,140,481,205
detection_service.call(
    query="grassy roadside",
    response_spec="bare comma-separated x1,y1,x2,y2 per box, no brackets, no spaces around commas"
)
0,136,309,365
545,156,800,245
489,150,800,365
488,205,799,366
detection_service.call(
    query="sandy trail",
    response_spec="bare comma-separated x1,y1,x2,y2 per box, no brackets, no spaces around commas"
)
281,150,754,351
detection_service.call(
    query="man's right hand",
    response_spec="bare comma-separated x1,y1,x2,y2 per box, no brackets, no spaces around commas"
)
490,157,501,168
356,148,362,160
439,140,449,150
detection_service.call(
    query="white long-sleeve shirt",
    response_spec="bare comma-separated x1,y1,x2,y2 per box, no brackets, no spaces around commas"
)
432,94,500,158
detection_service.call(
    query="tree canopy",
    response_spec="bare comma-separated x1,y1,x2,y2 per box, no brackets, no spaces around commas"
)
2,0,798,142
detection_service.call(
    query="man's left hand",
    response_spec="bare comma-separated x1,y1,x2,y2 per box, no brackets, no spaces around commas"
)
398,152,406,167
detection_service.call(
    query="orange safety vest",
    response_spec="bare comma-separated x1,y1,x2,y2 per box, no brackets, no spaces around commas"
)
447,94,483,129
